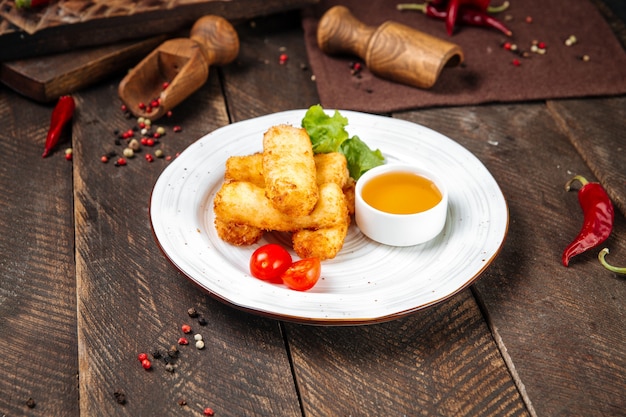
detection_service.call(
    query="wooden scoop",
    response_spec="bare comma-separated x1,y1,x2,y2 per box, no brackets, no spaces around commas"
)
317,6,463,89
118,15,239,120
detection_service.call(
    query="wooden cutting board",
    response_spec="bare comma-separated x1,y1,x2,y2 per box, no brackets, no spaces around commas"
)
0,36,165,102
0,0,318,102
0,0,318,61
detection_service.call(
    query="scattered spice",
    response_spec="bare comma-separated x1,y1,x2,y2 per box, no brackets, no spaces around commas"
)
195,340,205,350
562,175,614,266
141,359,152,370
203,407,215,416
25,397,36,408
564,35,578,46
512,58,521,66
178,337,189,345
113,391,126,405
279,53,289,64
187,307,198,317
181,324,192,334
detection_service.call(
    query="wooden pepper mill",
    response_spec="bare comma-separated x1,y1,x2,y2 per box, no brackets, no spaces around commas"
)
317,6,463,89
118,15,239,120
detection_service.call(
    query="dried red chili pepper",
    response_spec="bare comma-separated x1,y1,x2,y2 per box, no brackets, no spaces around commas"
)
42,95,75,158
15,0,50,8
562,175,614,266
397,1,512,36
598,248,626,275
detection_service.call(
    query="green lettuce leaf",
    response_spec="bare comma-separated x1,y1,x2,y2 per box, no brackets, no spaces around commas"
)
302,104,384,180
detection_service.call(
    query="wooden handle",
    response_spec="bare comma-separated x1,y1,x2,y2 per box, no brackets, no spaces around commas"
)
316,6,464,89
190,15,240,66
317,5,374,59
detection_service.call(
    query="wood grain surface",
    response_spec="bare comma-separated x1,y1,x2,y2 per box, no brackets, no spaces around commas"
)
0,5,624,417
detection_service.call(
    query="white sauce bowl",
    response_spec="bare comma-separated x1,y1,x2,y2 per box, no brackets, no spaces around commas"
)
355,164,448,246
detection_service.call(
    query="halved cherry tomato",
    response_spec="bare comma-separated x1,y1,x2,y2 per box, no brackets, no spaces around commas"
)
281,258,321,291
250,244,293,283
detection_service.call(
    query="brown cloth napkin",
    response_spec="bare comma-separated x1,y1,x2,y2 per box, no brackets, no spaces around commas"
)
302,0,626,113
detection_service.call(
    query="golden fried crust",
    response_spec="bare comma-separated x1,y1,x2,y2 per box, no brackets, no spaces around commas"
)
214,181,348,232
342,177,356,215
224,153,264,186
214,218,264,246
225,152,349,189
292,215,350,260
262,124,318,217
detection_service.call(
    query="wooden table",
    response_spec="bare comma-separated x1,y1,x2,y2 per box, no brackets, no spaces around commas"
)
1,5,625,417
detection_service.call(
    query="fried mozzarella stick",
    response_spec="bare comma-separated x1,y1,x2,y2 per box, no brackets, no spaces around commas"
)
225,152,350,189
292,216,350,260
214,181,348,232
262,125,318,216
214,218,264,246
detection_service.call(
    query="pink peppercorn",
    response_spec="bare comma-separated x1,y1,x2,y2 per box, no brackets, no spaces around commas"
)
181,324,192,333
138,353,148,362
121,104,128,112
162,82,170,90
116,157,127,166
146,138,155,146
279,53,288,64
145,154,154,163
512,58,521,66
138,102,146,110
173,126,182,133
203,407,215,416
141,359,152,370
101,155,109,163
538,41,546,49
178,337,189,345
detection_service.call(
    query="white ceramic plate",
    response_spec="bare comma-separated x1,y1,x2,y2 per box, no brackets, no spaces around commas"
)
150,110,508,325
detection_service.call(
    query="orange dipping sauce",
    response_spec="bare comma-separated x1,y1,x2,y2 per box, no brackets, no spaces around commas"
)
361,171,442,214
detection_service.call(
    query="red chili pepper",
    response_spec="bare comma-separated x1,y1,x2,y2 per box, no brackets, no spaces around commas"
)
42,95,75,158
562,175,614,267
598,248,626,275
15,0,50,8
397,1,512,36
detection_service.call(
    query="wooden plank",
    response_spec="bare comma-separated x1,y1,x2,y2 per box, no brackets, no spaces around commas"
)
286,291,530,416
397,102,626,416
223,11,321,120
0,86,79,415
71,72,302,415
0,0,318,60
0,36,165,103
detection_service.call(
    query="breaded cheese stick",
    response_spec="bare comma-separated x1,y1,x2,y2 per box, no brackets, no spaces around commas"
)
214,218,264,246
225,152,350,189
214,181,347,232
262,125,318,216
224,153,264,186
292,216,350,260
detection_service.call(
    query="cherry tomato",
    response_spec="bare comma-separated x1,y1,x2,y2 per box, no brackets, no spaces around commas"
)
250,244,293,283
281,258,321,291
